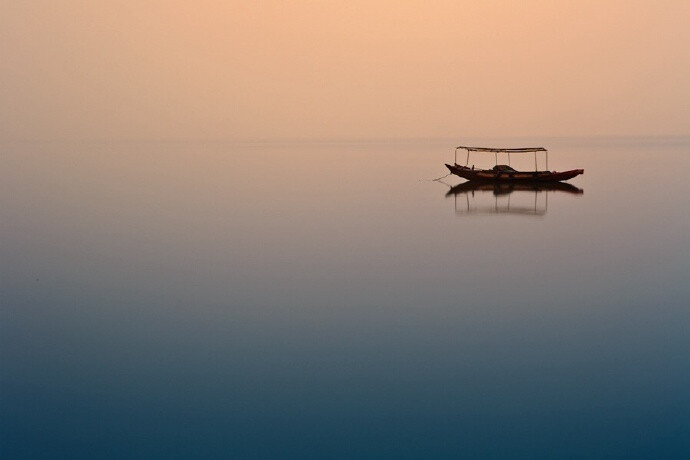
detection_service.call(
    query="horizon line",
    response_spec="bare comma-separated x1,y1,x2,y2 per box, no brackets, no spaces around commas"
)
2,133,689,145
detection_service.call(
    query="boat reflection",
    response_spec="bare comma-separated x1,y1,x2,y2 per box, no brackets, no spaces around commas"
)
445,181,583,216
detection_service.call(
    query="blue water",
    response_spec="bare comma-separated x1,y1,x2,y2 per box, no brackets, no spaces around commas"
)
2,138,689,458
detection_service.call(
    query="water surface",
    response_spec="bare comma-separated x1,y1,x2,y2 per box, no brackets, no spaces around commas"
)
2,137,689,458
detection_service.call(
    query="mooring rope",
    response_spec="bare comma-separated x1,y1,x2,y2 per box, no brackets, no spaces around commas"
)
422,172,452,182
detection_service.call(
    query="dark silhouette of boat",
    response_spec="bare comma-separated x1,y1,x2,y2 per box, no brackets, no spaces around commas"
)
445,146,583,182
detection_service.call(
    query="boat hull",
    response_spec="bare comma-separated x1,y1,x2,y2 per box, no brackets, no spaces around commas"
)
445,163,583,182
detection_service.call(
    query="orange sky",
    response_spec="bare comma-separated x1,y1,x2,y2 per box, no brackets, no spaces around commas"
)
2,0,689,140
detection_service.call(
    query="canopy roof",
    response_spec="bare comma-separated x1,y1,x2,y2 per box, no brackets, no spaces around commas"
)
456,146,547,153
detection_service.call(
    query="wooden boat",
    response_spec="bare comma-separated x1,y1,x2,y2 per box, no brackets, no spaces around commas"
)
445,146,583,182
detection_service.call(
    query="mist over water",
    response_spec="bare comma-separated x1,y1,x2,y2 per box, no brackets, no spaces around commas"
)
3,1,690,457
2,137,690,458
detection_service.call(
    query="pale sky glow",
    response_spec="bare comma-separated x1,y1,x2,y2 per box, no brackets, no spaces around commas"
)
2,0,689,140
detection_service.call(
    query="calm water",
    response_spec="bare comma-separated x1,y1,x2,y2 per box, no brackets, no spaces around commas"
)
2,137,690,458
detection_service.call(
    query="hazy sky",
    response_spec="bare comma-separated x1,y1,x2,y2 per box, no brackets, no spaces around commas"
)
2,0,689,140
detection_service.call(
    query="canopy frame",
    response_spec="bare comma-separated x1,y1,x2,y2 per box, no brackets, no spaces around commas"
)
454,146,549,171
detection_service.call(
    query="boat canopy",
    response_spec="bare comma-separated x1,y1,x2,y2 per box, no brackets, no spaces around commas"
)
455,146,547,153
454,145,549,170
